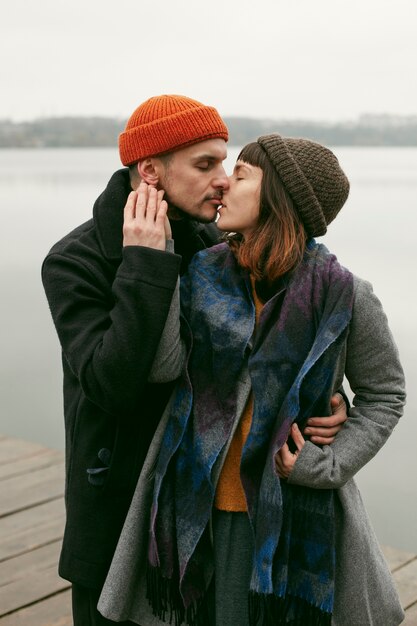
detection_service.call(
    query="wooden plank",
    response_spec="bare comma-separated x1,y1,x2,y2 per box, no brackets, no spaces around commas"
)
0,564,70,617
404,601,417,625
0,437,48,465
0,449,64,481
393,557,417,610
0,588,72,625
0,514,65,563
0,515,65,563
0,463,65,517
0,497,64,537
0,541,62,587
382,544,417,572
0,500,65,562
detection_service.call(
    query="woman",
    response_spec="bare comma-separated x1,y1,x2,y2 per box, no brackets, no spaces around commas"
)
98,134,406,625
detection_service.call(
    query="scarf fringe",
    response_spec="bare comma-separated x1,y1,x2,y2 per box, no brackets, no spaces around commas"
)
146,565,211,626
248,591,332,626
146,566,332,625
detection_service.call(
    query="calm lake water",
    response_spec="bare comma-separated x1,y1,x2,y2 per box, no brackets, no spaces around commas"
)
1,146,416,551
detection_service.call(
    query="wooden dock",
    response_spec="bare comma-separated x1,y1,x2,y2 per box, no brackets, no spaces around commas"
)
0,433,416,625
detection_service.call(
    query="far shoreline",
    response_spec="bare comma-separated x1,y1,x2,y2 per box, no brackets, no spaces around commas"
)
1,114,417,148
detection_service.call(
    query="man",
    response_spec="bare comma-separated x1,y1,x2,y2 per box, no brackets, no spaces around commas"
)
42,94,347,625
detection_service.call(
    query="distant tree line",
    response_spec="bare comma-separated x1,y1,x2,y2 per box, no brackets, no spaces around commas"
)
0,117,124,148
1,114,417,148
226,114,417,147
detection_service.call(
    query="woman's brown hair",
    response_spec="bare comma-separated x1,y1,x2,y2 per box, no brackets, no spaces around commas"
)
227,142,307,282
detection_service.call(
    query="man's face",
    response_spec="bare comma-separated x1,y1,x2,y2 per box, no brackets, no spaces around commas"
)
156,139,229,223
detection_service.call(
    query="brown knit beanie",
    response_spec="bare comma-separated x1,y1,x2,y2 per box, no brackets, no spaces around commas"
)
119,94,228,165
257,134,350,236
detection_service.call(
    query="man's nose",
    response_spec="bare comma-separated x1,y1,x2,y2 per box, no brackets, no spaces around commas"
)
213,166,230,190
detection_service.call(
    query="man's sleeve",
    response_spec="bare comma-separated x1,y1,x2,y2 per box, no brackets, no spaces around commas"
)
42,245,181,416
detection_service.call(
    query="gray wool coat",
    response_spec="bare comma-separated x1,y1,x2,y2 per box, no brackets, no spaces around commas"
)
98,270,406,626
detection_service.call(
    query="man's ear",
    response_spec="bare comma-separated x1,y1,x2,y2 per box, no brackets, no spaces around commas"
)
137,158,160,185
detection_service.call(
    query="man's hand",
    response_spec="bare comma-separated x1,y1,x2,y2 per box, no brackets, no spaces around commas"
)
303,392,348,445
275,423,305,479
275,394,347,479
123,182,170,250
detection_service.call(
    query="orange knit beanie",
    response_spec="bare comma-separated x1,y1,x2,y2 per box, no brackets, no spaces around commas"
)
119,94,228,165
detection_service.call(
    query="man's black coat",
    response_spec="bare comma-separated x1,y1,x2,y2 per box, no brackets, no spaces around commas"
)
42,169,219,589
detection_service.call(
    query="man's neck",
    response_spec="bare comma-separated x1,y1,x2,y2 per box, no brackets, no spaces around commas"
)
167,205,188,221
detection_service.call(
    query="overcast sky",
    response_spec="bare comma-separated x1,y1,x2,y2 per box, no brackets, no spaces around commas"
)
2,0,416,123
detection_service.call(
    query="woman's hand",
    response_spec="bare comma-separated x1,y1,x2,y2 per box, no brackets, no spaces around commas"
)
123,181,170,250
275,423,305,479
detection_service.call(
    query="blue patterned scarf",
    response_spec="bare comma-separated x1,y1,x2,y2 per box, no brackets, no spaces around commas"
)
147,240,354,625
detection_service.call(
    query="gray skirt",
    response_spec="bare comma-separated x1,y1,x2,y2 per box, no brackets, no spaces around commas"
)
210,507,404,626
211,509,254,626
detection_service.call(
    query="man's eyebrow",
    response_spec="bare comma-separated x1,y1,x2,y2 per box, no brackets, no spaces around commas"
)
191,153,224,162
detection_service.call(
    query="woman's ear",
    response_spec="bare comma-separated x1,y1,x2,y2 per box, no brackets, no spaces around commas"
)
137,158,160,185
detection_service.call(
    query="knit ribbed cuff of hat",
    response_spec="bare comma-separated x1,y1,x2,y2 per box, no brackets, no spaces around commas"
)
119,106,228,165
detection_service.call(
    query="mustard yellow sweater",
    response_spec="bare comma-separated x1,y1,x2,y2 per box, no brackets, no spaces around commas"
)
214,279,264,511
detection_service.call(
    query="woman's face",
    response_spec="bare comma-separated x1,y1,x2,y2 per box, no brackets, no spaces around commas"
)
216,160,263,238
